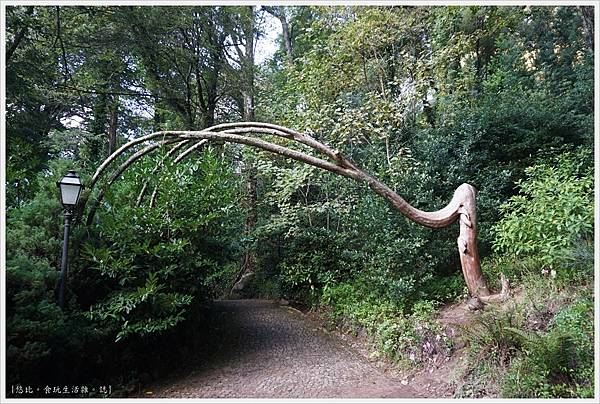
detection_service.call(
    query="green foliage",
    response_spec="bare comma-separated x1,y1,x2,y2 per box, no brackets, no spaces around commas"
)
5,151,243,390
461,304,526,367
85,272,193,342
6,4,594,398
459,146,594,398
5,159,108,387
493,149,593,266
279,230,360,295
457,263,594,399
322,284,452,366
202,263,240,299
501,298,594,398
419,273,468,303
82,149,243,341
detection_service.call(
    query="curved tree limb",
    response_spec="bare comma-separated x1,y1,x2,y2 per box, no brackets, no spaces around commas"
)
83,122,491,297
135,139,193,207
173,139,209,164
88,121,339,197
140,140,209,208
90,132,178,190
85,138,184,225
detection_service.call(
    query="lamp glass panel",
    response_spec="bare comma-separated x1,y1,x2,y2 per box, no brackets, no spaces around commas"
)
60,183,81,205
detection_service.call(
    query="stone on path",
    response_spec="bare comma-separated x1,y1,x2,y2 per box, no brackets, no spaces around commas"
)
147,299,420,398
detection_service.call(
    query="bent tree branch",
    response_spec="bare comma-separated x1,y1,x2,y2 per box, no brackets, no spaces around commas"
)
82,122,491,297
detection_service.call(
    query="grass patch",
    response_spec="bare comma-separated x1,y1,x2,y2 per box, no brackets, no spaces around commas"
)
320,283,453,367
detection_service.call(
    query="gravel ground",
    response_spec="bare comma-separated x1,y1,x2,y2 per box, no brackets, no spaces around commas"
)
145,299,420,398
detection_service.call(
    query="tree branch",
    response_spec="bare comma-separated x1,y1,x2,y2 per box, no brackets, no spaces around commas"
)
83,122,491,296
55,6,72,83
56,84,154,98
6,6,34,63
85,138,184,224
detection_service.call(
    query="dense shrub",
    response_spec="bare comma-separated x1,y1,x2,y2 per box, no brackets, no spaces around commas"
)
6,5,594,399
82,149,243,341
5,152,244,392
456,280,594,399
455,146,594,398
493,148,593,267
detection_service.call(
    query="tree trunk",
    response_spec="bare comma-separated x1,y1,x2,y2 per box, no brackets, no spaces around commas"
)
456,184,490,296
579,6,594,51
264,6,293,64
153,99,164,131
278,7,294,64
107,95,118,155
239,6,258,287
242,7,255,121
85,123,492,297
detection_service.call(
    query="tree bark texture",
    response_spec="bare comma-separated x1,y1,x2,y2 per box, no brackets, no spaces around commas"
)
83,122,491,297
279,10,294,64
241,6,256,122
578,6,594,51
237,6,258,283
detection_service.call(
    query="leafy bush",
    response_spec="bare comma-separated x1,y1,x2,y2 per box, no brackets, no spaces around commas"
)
456,264,594,399
82,149,243,341
275,228,364,301
460,304,526,367
419,273,468,303
5,159,110,388
493,149,593,267
5,152,244,391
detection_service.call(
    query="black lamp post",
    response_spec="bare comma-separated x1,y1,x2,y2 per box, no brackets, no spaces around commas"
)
56,170,83,310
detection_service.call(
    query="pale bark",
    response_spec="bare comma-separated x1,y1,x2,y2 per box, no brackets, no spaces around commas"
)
83,122,491,296
173,139,208,164
135,140,193,207
579,6,594,51
279,10,293,64
85,138,184,224
264,6,293,63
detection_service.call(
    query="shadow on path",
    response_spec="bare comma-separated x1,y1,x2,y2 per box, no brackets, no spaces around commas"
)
145,299,419,398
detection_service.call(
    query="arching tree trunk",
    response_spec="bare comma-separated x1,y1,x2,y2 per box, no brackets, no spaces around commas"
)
83,122,492,298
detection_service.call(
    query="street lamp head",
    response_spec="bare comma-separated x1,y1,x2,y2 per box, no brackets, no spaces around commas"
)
57,170,83,209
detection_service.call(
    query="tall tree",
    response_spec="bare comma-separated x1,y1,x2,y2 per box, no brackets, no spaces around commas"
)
225,6,260,287
6,6,74,206
263,6,294,64
125,6,229,129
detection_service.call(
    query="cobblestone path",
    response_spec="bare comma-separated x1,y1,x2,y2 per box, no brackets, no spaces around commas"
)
148,299,419,398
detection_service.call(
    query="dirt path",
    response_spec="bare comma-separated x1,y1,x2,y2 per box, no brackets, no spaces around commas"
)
143,299,421,398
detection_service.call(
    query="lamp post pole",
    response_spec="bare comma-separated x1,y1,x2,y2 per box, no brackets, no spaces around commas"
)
58,210,72,311
56,169,83,311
